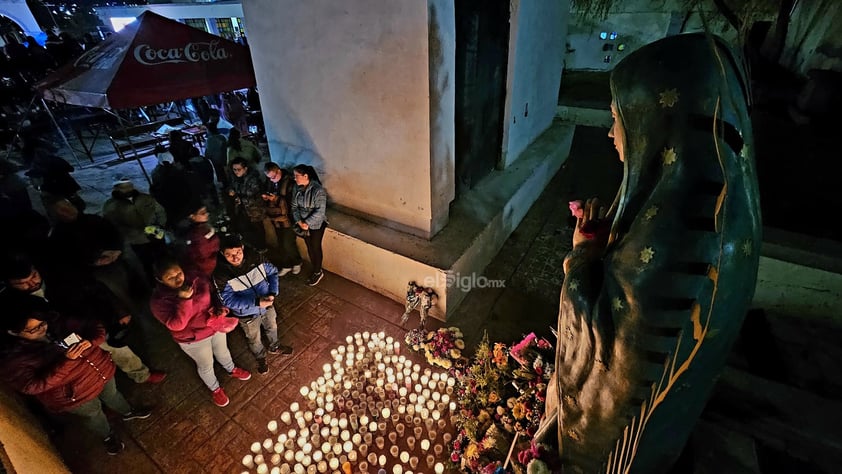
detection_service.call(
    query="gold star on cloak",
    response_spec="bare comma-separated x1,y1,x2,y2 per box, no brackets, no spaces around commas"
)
659,88,679,108
741,239,753,256
644,206,659,220
662,147,677,165
640,247,655,264
568,278,579,292
611,297,624,312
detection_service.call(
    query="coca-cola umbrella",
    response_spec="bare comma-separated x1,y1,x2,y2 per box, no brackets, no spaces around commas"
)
37,10,256,109
35,11,256,184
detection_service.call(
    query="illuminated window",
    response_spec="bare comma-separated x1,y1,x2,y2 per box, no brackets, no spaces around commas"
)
618,43,626,51
182,18,208,32
609,32,618,40
214,18,235,40
599,31,608,40
603,55,611,63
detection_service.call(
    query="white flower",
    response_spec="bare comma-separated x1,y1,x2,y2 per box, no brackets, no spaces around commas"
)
527,460,550,474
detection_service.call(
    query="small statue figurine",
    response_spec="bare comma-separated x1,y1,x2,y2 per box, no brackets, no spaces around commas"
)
400,281,437,328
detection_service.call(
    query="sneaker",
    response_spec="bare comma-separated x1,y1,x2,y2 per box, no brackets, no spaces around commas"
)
211,387,230,407
279,267,292,277
104,435,125,455
230,367,252,381
122,408,152,421
306,271,324,286
292,264,302,275
257,358,269,374
142,371,167,384
268,343,293,355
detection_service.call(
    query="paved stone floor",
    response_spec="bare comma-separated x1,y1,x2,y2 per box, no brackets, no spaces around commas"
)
32,126,617,473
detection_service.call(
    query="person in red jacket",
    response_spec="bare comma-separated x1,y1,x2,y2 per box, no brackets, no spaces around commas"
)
0,307,151,455
179,202,220,277
150,255,251,407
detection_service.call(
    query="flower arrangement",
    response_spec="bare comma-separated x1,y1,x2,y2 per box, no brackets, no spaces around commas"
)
404,326,465,369
516,440,561,474
451,332,557,473
507,333,554,437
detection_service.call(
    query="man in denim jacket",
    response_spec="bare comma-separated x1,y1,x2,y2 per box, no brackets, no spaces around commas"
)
213,234,292,374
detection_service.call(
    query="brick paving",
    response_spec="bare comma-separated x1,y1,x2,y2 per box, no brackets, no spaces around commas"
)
32,125,614,473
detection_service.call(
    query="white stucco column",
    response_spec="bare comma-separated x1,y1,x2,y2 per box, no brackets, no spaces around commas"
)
242,0,455,239
501,0,568,167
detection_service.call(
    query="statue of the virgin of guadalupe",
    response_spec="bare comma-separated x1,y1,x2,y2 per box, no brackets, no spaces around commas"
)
542,32,762,473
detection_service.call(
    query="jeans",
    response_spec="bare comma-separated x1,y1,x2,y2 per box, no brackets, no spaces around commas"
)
100,341,150,383
65,378,131,439
264,220,302,269
178,332,236,391
238,306,278,360
303,226,325,273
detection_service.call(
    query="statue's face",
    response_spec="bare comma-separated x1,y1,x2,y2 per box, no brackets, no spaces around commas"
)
608,101,625,162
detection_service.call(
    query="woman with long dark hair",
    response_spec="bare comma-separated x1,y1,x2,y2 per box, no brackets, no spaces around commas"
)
291,164,327,286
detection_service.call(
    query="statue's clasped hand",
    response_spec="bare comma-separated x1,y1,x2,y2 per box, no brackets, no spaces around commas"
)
570,198,609,247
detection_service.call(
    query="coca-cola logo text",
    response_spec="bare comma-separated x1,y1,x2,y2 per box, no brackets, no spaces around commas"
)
133,41,230,66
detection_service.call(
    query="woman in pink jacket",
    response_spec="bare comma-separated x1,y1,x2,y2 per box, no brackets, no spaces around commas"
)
150,255,251,407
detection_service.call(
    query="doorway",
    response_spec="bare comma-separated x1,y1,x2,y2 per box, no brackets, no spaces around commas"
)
454,0,510,195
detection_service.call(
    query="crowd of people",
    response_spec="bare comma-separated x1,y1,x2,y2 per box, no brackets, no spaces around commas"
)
0,97,329,456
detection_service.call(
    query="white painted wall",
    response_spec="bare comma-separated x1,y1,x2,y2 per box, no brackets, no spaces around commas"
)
501,0,568,167
243,0,454,237
780,0,842,75
427,0,456,236
94,2,244,25
0,0,42,37
565,0,739,71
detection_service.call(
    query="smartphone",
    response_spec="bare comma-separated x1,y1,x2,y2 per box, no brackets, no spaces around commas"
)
56,332,81,349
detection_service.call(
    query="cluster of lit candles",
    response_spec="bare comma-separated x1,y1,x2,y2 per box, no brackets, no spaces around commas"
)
240,331,457,474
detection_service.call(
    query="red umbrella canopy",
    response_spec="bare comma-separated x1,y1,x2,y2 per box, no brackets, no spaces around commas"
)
38,10,256,109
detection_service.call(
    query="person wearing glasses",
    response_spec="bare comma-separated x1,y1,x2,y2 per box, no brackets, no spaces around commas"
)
262,162,302,276
0,304,152,455
227,158,267,251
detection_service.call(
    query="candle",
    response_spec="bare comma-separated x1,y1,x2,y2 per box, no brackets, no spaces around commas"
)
378,454,387,467
243,454,255,468
346,335,354,344
420,439,430,451
257,464,269,474
434,463,444,474
264,438,274,450
271,453,281,465
290,402,300,412
251,442,262,454
281,412,292,424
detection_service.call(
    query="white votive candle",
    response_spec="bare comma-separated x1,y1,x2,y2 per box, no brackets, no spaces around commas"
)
251,442,262,453
243,454,255,467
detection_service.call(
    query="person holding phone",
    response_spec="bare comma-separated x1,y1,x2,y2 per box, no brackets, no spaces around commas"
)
0,306,152,455
150,255,251,408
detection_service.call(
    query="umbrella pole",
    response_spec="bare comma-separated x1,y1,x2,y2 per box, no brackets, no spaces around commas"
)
41,98,83,168
2,95,37,162
115,112,153,187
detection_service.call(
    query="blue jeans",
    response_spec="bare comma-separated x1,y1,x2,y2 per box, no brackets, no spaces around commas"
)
178,332,236,391
238,307,278,360
65,378,131,439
